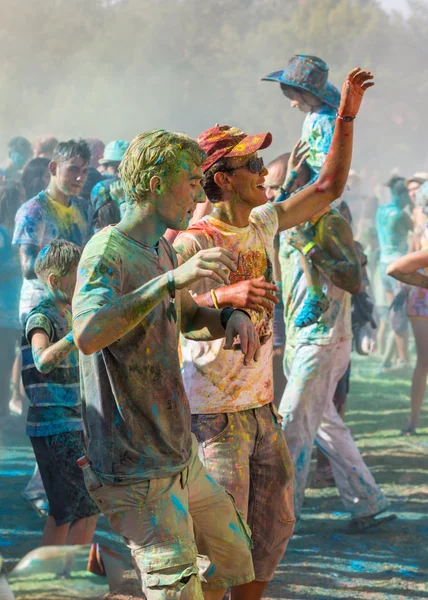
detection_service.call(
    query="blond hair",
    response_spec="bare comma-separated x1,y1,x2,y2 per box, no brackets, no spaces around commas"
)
119,129,204,203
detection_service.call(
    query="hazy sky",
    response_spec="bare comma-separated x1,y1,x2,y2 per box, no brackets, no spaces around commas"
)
378,0,410,14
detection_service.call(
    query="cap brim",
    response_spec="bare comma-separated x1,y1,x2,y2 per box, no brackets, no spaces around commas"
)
261,70,286,83
225,132,272,158
99,158,122,165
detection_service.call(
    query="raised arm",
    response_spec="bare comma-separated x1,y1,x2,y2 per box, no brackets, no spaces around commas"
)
386,249,428,289
274,68,374,231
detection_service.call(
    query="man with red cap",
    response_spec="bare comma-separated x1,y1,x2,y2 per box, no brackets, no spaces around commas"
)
174,68,374,599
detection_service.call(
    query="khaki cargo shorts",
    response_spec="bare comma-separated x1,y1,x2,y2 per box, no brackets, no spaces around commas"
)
88,435,254,598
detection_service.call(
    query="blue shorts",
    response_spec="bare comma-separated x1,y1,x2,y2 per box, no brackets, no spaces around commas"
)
30,431,99,526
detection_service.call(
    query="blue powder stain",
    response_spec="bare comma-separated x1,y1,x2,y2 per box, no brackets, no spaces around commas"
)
171,494,187,517
205,473,217,486
229,522,240,535
205,563,216,577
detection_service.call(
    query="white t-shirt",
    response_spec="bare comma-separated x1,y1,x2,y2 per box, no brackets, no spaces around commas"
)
174,203,278,414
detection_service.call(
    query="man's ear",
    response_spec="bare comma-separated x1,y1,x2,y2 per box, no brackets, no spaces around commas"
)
49,160,57,177
213,171,232,191
149,176,162,195
47,273,59,289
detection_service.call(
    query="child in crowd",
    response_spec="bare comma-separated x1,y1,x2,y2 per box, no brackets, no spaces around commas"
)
263,54,344,327
22,239,98,546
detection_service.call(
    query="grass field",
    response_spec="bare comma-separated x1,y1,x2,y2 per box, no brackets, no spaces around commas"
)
1,353,427,599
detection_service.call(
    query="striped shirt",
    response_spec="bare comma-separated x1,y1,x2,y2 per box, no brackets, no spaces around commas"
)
22,298,82,437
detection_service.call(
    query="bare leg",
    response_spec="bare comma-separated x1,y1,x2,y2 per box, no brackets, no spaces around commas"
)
384,290,409,364
376,317,388,356
66,515,99,545
41,516,70,546
407,318,428,430
231,580,268,600
273,345,287,408
395,328,409,364
204,590,227,600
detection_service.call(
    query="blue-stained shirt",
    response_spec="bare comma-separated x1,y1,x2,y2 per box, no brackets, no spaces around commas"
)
12,191,92,320
302,105,336,179
0,225,22,330
23,298,82,437
375,203,410,263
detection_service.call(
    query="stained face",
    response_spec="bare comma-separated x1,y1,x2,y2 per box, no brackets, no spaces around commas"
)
224,152,269,208
407,182,421,205
156,154,205,230
53,157,89,197
59,270,78,304
264,162,286,201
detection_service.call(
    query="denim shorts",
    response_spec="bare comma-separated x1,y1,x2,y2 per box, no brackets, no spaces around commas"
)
30,431,99,526
192,402,295,581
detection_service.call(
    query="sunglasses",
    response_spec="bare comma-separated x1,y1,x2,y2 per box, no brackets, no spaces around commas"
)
224,156,265,175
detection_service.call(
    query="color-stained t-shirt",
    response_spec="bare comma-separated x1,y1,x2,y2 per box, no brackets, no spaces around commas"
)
72,226,190,484
279,211,352,348
302,105,336,177
23,298,82,437
375,203,410,264
174,202,278,414
12,191,92,320
0,225,22,330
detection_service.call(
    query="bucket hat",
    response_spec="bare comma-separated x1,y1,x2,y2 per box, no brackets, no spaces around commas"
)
197,125,272,172
262,54,340,109
99,140,129,165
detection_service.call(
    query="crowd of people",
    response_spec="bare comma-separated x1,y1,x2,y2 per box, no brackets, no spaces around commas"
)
0,55,427,599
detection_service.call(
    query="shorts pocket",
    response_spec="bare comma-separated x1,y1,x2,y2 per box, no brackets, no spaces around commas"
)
144,565,201,599
191,414,230,447
224,491,253,550
269,402,283,426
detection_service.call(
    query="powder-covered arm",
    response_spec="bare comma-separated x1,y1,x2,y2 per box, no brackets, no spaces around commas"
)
180,287,260,365
73,242,239,355
386,249,428,288
26,314,75,374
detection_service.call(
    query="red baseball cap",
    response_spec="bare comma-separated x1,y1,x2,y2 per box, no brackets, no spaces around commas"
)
197,125,272,172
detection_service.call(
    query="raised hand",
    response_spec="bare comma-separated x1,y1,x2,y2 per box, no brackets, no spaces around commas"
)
287,140,310,174
338,68,375,118
173,247,236,289
287,225,315,253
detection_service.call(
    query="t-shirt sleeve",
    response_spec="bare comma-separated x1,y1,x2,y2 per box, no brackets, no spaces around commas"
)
72,233,122,320
12,201,45,247
173,230,210,262
250,202,279,241
25,313,54,343
306,114,335,171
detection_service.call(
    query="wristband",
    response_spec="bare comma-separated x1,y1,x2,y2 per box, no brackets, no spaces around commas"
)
336,113,356,122
220,307,235,330
167,270,175,299
211,289,220,310
302,241,316,256
166,271,177,323
219,307,252,330
65,331,74,344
